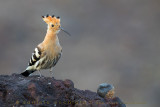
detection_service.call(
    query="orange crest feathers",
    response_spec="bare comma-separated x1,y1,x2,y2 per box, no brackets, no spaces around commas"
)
42,14,60,25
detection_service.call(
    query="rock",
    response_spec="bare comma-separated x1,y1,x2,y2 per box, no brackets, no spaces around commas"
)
0,74,125,107
97,83,114,98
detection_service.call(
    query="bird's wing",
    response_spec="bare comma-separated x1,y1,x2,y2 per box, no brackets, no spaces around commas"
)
26,44,47,71
22,45,45,76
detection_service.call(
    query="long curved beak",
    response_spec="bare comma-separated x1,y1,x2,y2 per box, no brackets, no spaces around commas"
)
60,27,71,36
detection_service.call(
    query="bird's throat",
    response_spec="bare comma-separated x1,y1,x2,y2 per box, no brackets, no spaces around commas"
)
43,28,58,45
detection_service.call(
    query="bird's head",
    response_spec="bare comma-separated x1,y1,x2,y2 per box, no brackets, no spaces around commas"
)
42,14,71,36
42,14,61,33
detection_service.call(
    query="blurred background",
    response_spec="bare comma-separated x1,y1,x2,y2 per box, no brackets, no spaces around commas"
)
0,0,159,107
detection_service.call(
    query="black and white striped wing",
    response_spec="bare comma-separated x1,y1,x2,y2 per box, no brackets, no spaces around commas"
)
27,47,42,70
21,47,43,77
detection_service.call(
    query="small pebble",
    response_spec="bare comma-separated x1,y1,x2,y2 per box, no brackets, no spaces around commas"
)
97,83,114,98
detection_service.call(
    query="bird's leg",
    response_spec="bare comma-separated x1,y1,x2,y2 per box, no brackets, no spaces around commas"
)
50,68,54,77
37,70,42,77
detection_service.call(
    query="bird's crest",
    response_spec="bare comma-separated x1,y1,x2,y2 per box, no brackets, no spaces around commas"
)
42,14,60,25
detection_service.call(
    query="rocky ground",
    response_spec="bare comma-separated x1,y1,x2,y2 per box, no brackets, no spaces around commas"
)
0,74,126,107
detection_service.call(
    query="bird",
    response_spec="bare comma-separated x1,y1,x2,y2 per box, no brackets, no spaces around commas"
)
21,14,70,77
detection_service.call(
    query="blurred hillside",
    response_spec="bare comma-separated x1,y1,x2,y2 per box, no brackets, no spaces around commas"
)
0,0,160,107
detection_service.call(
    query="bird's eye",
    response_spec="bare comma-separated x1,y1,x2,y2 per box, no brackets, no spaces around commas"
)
51,24,54,27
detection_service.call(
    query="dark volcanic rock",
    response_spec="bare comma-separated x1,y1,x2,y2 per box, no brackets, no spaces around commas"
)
0,74,126,107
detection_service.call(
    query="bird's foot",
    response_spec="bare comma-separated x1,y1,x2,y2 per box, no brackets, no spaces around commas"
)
50,71,54,78
37,71,42,78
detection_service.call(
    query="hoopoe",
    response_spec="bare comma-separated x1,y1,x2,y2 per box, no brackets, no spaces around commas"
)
21,14,69,77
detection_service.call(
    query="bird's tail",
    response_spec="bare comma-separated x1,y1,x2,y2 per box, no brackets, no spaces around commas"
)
21,70,35,77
